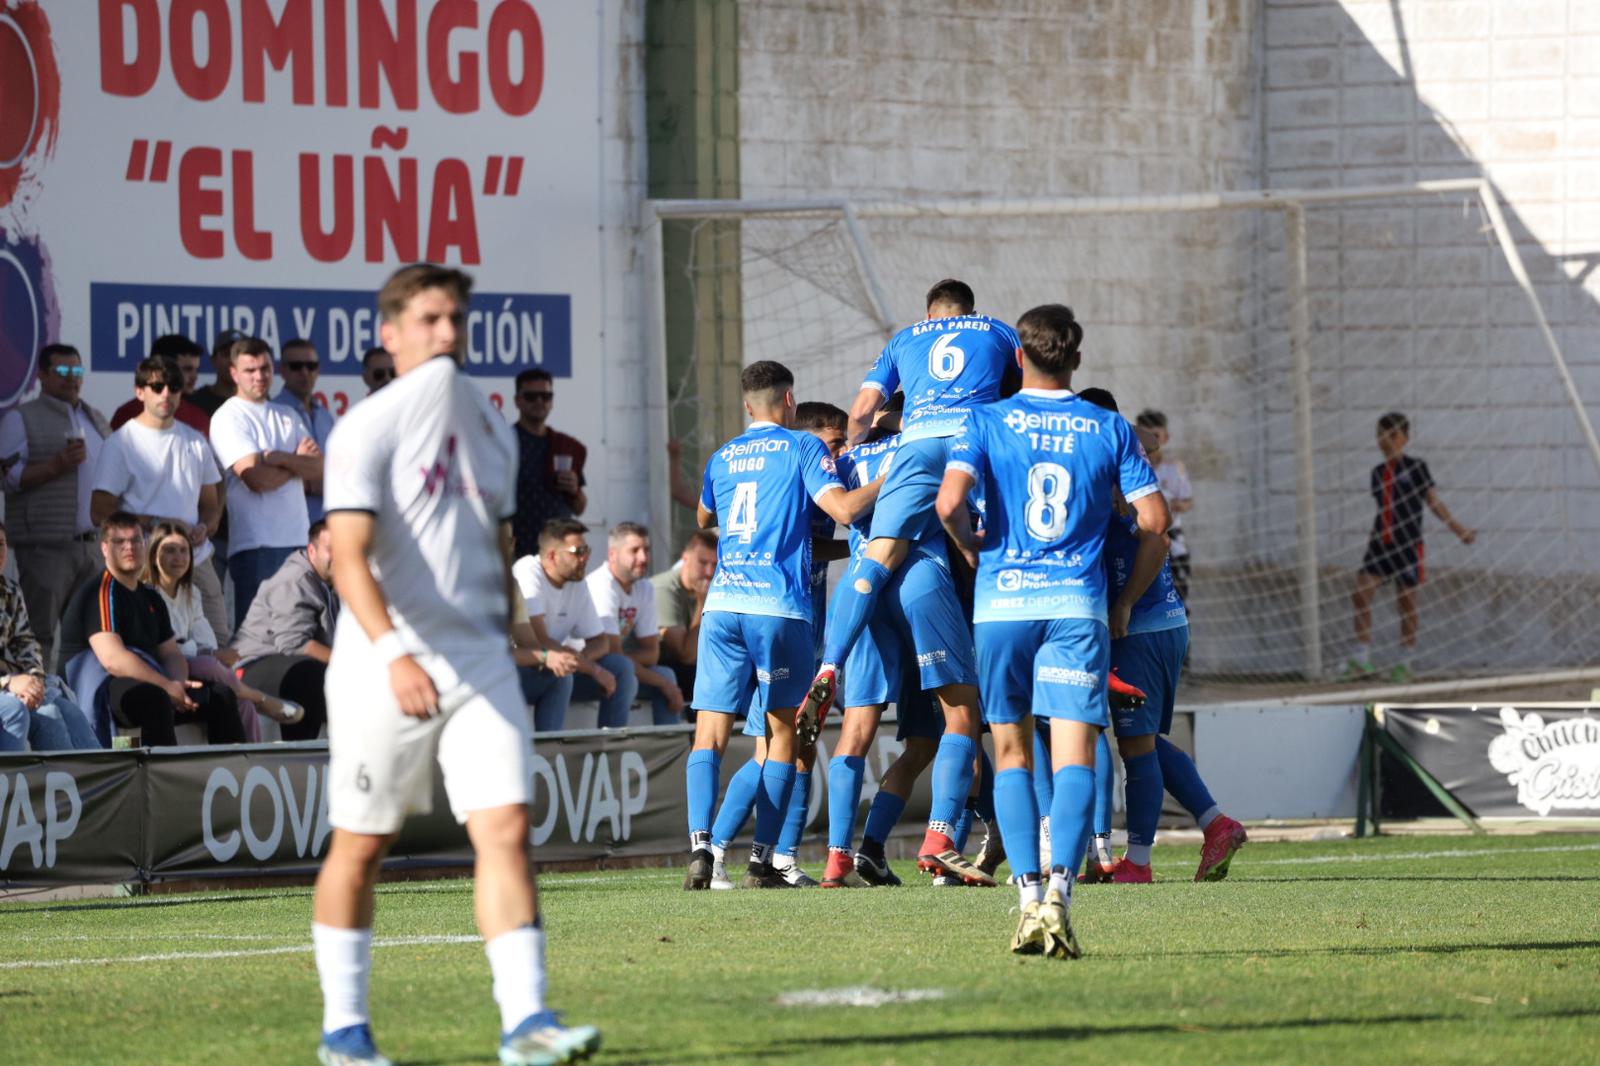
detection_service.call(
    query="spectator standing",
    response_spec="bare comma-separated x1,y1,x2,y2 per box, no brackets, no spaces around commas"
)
0,521,99,751
110,334,211,436
1136,409,1193,602
587,522,684,725
58,513,245,747
509,369,587,559
512,519,636,731
91,355,230,644
187,329,243,418
361,346,396,394
0,344,111,668
228,520,337,741
649,529,717,710
271,338,336,521
145,520,305,743
209,338,320,627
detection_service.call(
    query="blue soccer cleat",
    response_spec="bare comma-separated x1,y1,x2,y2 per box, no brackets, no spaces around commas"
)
318,1024,392,1066
500,1010,602,1066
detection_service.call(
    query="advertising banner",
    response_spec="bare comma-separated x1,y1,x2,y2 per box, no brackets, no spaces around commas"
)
0,751,142,882
0,0,602,421
1378,703,1600,820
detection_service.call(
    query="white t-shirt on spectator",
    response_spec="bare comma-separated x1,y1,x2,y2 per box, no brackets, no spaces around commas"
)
209,397,311,552
585,565,659,653
513,555,603,651
93,420,222,565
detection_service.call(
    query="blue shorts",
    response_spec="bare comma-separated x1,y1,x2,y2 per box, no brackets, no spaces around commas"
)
693,612,814,719
1110,625,1189,737
976,617,1110,727
868,436,948,543
842,553,974,704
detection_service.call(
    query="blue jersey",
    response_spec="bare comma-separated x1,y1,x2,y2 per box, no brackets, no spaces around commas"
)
700,421,844,621
809,504,836,642
1106,510,1187,634
835,433,948,566
862,314,1021,442
946,390,1158,624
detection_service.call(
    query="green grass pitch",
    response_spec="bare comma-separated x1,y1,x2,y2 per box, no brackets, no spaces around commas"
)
4,833,1598,1065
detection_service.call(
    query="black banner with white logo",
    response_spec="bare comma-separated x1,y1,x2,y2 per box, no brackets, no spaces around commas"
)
1378,704,1600,819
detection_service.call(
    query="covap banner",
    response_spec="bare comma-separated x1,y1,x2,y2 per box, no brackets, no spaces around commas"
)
0,0,601,417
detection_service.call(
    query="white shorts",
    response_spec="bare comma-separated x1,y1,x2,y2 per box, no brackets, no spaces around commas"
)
325,642,531,835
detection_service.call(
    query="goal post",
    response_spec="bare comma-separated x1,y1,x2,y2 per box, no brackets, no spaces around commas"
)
641,181,1600,692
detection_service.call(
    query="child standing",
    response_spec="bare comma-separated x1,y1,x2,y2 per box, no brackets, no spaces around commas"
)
1348,412,1476,681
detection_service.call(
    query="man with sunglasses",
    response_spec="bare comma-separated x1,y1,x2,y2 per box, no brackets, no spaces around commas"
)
511,518,634,732
509,369,587,559
91,355,229,643
110,334,212,436
361,346,396,394
271,338,336,521
0,344,111,668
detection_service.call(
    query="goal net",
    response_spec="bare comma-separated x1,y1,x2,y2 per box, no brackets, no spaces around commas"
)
646,185,1600,698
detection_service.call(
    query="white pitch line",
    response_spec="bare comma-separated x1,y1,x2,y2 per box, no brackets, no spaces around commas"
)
1249,842,1600,867
776,986,948,1008
12,933,302,944
0,934,480,971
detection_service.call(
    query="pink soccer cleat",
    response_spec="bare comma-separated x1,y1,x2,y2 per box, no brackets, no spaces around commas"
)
1195,815,1248,882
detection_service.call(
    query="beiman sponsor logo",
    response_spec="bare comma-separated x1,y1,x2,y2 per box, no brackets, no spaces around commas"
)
1001,409,1102,435
1486,708,1600,816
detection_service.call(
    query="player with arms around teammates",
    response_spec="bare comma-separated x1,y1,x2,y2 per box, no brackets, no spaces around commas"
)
683,361,881,890
936,304,1169,958
311,264,598,1066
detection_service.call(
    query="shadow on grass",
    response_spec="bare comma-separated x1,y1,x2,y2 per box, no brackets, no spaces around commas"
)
0,891,313,917
1116,938,1600,961
578,1004,1600,1065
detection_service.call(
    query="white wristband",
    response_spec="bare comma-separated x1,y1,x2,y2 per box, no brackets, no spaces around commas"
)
373,630,407,665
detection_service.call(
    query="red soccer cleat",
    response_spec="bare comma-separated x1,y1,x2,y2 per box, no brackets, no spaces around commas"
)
821,849,855,888
1109,857,1153,884
1195,815,1248,882
1108,669,1147,711
795,664,839,748
916,830,996,886
1077,860,1117,885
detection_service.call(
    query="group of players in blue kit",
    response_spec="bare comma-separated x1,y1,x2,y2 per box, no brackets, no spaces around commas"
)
680,279,1247,957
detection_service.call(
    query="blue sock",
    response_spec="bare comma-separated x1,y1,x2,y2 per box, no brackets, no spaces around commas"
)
994,768,1040,879
685,749,722,840
776,770,812,857
862,789,907,847
1048,765,1095,875
1157,735,1216,824
1093,730,1115,837
1123,750,1162,865
974,746,996,823
710,757,762,849
821,558,892,666
1031,727,1054,813
952,804,974,853
752,759,797,857
928,733,976,833
827,755,866,850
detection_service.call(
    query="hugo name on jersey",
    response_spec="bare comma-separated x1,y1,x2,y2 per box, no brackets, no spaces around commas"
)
701,422,844,621
835,433,948,567
1106,509,1187,634
322,355,518,661
946,391,1158,625
862,314,1021,442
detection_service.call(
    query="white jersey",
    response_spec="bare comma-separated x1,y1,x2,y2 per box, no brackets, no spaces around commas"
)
323,355,518,685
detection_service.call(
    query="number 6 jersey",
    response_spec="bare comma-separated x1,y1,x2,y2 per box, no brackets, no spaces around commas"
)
945,389,1159,625
699,420,845,621
860,313,1021,442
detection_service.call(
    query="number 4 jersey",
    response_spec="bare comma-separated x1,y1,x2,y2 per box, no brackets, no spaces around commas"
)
700,420,845,621
946,389,1159,625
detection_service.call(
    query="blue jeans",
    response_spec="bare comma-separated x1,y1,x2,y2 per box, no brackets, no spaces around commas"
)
637,663,684,726
519,652,639,732
228,546,297,629
0,677,101,752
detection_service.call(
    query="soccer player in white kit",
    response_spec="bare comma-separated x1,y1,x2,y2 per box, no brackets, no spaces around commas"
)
310,265,599,1066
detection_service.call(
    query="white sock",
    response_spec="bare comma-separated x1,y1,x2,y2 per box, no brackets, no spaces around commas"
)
485,924,547,1033
1047,869,1074,903
1017,876,1045,908
1091,833,1114,866
709,843,725,863
750,842,774,866
1197,805,1221,831
313,923,372,1034
771,853,796,871
1125,842,1152,865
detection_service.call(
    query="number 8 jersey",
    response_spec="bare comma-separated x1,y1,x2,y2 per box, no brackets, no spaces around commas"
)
945,389,1159,625
700,420,845,621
